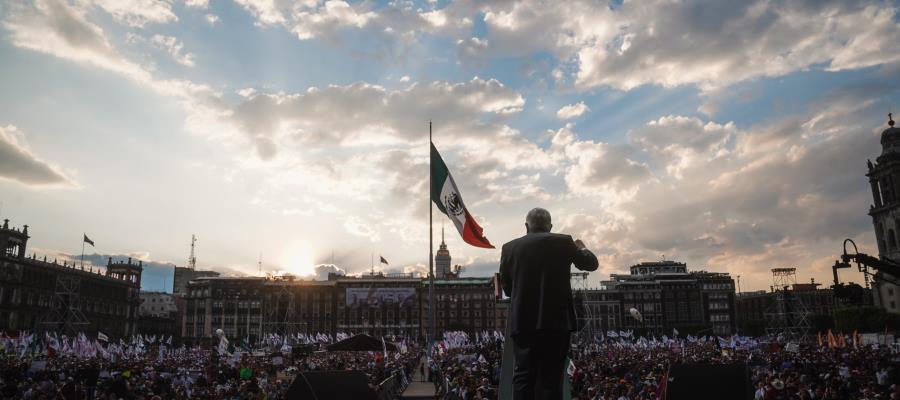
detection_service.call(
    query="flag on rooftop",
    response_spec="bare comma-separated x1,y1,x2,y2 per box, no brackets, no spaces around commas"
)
380,256,388,265
83,234,94,247
430,143,494,248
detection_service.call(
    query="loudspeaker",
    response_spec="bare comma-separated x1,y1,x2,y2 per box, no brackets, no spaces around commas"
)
285,371,377,400
665,364,752,400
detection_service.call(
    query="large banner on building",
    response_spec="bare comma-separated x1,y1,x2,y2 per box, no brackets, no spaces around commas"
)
346,288,416,307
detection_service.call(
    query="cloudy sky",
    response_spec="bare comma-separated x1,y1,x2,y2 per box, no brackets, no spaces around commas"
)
1,0,898,292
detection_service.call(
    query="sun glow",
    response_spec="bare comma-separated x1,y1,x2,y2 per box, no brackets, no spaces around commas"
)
279,241,316,277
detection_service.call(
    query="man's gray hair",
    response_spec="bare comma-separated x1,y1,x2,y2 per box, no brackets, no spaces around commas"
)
526,208,552,232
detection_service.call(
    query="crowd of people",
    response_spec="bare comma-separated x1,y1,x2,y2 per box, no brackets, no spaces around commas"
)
423,332,900,400
566,338,900,400
0,330,898,399
429,332,503,400
0,332,421,400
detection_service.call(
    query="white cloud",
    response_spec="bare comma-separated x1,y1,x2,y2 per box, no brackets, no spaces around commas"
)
228,77,526,158
221,0,900,93
628,115,735,179
556,101,590,120
3,0,220,102
313,264,345,280
91,0,178,27
4,0,151,81
291,0,377,40
0,125,75,187
223,0,900,94
183,0,208,9
149,34,195,67
231,0,473,58
205,14,219,25
598,92,885,288
549,124,650,199
232,0,286,25
572,1,900,91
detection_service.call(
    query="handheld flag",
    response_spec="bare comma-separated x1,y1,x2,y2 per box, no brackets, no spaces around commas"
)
97,332,109,342
430,143,494,248
83,234,95,247
380,256,389,265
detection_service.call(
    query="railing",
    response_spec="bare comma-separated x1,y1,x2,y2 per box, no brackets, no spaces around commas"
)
376,370,410,400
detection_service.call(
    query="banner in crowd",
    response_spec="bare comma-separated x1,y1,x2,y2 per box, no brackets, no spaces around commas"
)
346,287,416,307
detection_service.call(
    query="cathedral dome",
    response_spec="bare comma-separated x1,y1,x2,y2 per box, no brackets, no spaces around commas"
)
881,114,900,155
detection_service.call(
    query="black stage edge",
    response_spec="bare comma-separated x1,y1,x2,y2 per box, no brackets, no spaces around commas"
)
665,364,753,400
285,370,378,400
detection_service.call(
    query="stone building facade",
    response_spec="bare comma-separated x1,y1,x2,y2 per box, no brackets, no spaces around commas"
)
595,261,737,335
181,273,503,341
0,218,141,338
181,239,503,342
425,277,497,334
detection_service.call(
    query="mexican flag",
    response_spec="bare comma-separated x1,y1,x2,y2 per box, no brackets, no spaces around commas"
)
431,143,494,248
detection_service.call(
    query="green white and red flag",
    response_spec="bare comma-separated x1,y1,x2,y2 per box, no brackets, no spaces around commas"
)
430,143,494,248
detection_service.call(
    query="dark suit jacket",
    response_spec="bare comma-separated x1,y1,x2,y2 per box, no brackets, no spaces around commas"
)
499,232,599,335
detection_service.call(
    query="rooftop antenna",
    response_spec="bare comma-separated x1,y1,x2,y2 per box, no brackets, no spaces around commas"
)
188,234,197,270
890,112,895,127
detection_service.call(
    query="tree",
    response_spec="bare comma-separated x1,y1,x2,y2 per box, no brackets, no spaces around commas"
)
833,306,900,332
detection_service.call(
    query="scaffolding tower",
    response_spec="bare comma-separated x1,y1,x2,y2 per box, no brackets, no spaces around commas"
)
764,268,811,343
263,278,304,337
39,274,90,336
571,272,598,342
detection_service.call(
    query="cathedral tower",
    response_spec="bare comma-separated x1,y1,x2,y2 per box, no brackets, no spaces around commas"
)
435,228,451,278
868,113,900,314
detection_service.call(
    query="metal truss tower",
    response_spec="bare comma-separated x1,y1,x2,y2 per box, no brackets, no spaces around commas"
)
570,272,598,342
263,278,303,337
40,274,90,336
764,268,811,343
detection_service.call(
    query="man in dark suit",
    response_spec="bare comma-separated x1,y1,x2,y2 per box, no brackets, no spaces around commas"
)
499,207,599,400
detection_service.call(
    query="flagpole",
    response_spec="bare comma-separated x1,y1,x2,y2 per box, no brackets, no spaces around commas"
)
428,121,436,359
80,234,85,269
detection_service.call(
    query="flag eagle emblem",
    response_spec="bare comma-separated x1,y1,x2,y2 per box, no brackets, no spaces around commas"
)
443,192,464,216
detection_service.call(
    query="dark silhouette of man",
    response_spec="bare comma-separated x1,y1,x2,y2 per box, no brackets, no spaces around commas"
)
499,207,598,400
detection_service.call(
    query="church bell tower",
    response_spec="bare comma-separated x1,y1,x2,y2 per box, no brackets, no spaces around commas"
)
868,113,900,314
435,228,451,279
